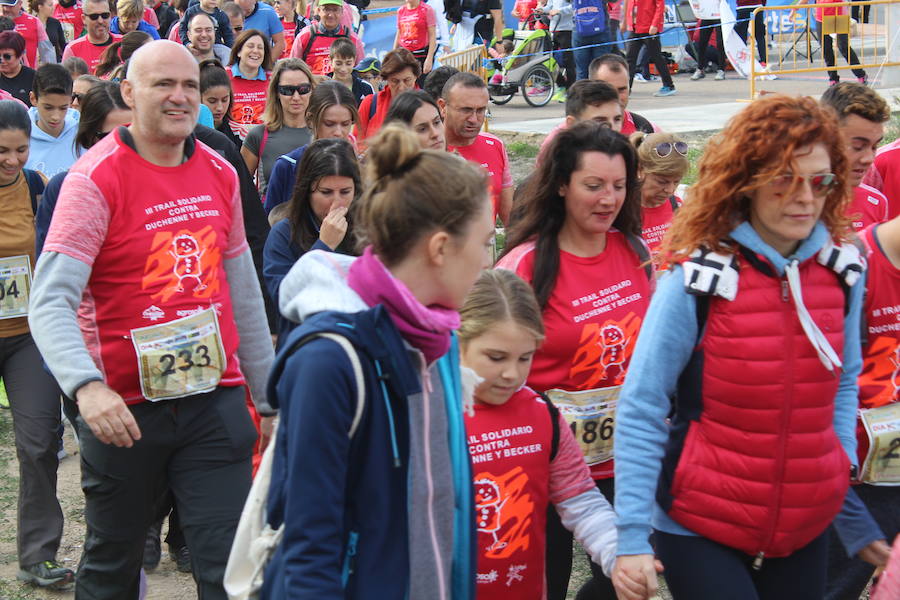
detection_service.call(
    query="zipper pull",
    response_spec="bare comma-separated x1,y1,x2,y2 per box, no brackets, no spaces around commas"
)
781,279,789,302
752,552,765,570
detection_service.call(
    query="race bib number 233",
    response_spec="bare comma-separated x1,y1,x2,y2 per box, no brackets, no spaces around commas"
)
130,308,226,401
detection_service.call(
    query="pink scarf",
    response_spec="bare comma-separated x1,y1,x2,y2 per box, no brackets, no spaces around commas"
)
347,246,459,364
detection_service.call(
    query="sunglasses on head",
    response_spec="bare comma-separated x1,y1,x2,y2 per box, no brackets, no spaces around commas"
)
653,141,688,158
770,172,837,196
85,11,111,19
277,83,311,96
0,52,15,61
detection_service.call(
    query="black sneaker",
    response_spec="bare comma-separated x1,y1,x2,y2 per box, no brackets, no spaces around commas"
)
17,560,75,588
170,546,191,573
143,526,161,571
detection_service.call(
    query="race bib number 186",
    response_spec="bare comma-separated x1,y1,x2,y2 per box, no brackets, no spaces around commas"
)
0,255,32,320
131,308,226,401
546,386,620,465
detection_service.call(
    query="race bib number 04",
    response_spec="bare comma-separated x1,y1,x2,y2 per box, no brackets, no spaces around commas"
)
547,387,620,465
131,308,226,401
0,255,32,320
860,403,900,485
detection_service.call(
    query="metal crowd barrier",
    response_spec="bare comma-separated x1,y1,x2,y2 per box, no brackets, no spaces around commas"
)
749,0,900,98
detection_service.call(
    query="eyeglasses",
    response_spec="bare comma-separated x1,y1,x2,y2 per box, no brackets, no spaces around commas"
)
770,172,837,196
448,105,487,118
0,52,15,62
84,11,111,19
277,83,311,96
653,141,688,158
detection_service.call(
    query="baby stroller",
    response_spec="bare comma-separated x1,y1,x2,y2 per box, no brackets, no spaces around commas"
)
487,14,558,107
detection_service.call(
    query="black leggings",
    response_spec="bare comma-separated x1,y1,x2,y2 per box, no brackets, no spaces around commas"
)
815,20,866,81
695,19,727,70
735,7,767,63
655,530,829,600
553,30,575,90
625,33,674,88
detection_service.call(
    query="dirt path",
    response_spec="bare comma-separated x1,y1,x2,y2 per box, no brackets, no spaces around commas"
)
0,415,196,600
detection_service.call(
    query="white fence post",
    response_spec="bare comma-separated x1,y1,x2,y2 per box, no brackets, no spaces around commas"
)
883,0,900,87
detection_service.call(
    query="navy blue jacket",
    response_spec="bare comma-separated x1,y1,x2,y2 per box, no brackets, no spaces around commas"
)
262,307,418,599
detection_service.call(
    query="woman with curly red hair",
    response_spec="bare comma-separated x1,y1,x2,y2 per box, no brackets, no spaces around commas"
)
611,94,886,600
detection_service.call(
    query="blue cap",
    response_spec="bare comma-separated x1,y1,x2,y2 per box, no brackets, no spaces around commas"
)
355,57,381,73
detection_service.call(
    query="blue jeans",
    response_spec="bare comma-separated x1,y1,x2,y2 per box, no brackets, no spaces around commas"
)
573,30,611,80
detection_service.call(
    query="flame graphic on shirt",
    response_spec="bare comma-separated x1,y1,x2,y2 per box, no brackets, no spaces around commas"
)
474,467,534,559
569,313,642,389
141,226,222,303
859,335,900,407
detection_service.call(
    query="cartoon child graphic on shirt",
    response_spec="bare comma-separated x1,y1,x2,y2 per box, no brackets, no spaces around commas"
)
142,226,221,304
598,323,627,380
169,234,206,293
474,478,508,551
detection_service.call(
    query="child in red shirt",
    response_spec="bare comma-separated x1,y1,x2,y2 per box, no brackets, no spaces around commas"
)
394,0,437,74
459,269,617,600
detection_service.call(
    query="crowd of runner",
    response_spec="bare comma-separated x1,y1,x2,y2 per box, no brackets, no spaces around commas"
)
0,0,898,598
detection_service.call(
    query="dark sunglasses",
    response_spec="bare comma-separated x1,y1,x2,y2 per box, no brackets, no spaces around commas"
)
84,11,111,20
770,172,837,196
72,92,82,102
233,25,243,31
0,52,15,62
95,129,113,140
653,141,688,158
277,83,311,96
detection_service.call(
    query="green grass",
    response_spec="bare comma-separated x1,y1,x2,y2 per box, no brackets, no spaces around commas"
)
507,140,540,160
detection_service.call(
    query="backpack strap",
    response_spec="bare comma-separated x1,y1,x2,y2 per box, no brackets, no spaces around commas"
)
682,246,740,300
222,330,366,600
368,90,378,120
540,392,561,461
624,231,653,282
23,168,44,215
301,28,319,61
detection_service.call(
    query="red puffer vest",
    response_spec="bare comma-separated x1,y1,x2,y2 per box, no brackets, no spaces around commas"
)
661,246,854,560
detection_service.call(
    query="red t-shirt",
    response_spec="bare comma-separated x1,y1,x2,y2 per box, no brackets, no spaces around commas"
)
228,71,268,140
448,133,512,221
43,130,248,403
514,0,537,23
13,12,48,69
641,197,679,255
865,140,900,220
466,387,595,599
848,183,889,232
53,2,83,42
855,224,900,467
397,2,435,52
290,25,365,75
496,231,652,478
62,34,121,74
279,18,296,59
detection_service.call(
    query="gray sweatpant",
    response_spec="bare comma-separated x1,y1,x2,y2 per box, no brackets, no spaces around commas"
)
0,332,64,566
